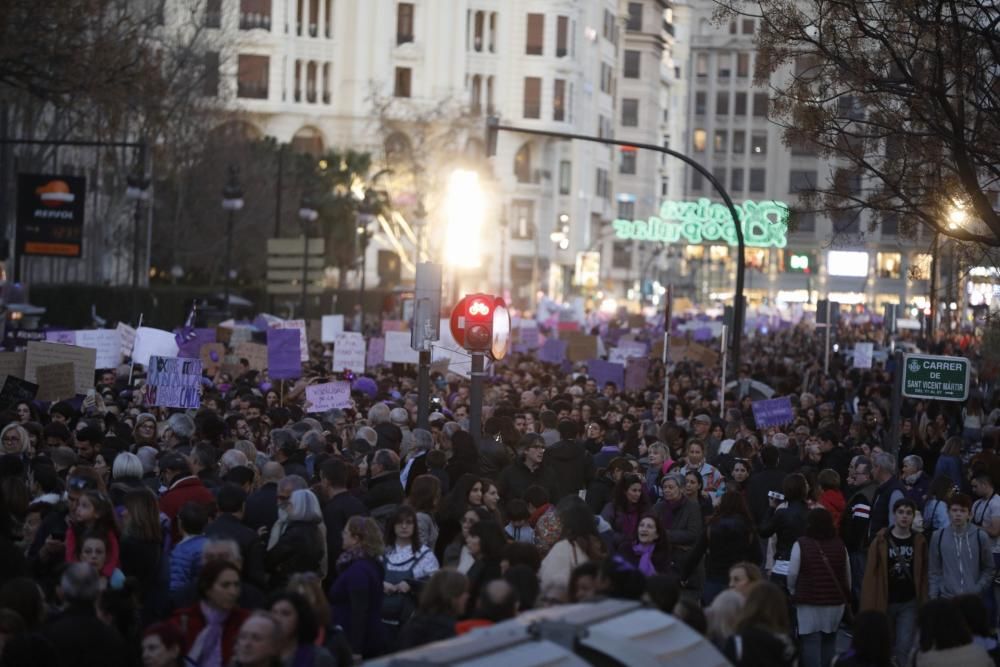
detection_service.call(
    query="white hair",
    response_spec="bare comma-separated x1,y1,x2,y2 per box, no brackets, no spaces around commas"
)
287,489,323,523
219,449,249,475
112,452,143,480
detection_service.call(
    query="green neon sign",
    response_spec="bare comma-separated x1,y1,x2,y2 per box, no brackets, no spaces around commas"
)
613,198,790,248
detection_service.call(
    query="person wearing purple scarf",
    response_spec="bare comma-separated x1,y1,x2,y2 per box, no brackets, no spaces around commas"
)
616,515,672,576
600,473,651,550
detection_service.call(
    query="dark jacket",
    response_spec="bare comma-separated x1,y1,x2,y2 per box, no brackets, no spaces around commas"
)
42,602,129,667
868,477,906,544
281,449,309,480
329,556,384,658
654,497,703,552
363,472,404,511
244,482,279,532
322,490,369,566
586,473,616,516
497,458,550,502
265,519,324,587
903,471,931,506
724,627,798,667
746,466,787,526
398,612,457,650
688,515,761,580
842,482,879,552
205,512,268,588
820,447,853,485
478,437,514,479
758,499,808,562
543,439,593,503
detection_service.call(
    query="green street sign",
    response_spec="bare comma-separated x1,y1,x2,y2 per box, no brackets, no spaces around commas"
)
901,353,970,401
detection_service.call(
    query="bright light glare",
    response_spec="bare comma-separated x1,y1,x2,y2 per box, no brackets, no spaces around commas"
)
444,170,485,268
948,205,967,229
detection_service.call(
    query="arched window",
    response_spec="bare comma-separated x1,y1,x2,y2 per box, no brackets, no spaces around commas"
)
291,126,325,156
470,75,482,114
385,131,411,159
514,143,532,183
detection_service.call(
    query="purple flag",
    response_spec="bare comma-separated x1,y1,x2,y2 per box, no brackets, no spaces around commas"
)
267,329,302,379
538,339,567,363
587,359,625,389
175,327,215,358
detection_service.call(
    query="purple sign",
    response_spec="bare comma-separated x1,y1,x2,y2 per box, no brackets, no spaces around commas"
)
751,397,795,428
538,339,567,364
692,327,713,342
587,359,625,389
267,329,302,379
624,357,649,391
175,327,215,358
366,337,385,369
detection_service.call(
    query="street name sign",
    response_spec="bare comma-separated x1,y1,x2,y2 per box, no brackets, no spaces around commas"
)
901,354,970,401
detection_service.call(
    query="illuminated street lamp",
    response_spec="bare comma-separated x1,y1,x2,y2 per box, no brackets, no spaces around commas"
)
444,169,485,269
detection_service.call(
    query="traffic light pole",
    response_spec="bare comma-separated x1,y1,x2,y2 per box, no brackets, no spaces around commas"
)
469,352,485,445
486,117,746,380
417,349,431,430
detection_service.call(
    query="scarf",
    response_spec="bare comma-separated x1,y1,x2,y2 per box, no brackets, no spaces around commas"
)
632,542,656,576
659,496,684,528
336,546,366,573
619,507,640,542
187,602,227,667
291,644,317,667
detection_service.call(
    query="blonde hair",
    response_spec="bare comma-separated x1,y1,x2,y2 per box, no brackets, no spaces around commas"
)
345,516,384,558
1,423,30,454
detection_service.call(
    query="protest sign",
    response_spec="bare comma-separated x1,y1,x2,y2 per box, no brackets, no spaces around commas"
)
270,320,309,362
2,329,45,351
200,343,226,375
234,342,268,371
25,341,96,395
366,337,385,370
175,328,215,359
609,343,647,366
75,329,123,369
429,358,450,376
382,320,408,334
117,323,136,359
751,397,795,428
539,339,568,364
518,322,540,349
564,332,598,362
267,329,302,380
45,330,76,345
0,352,26,381
384,331,419,364
0,376,37,411
625,357,649,391
853,342,874,369
431,318,471,379
332,332,366,373
627,314,646,329
144,356,202,409
321,315,345,343
587,359,625,389
35,363,76,401
305,381,352,412
132,327,179,366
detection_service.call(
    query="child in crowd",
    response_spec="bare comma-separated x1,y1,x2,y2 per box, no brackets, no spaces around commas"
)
504,499,535,544
817,469,846,528
168,501,209,593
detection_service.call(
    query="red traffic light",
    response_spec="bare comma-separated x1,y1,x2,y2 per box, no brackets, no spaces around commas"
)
450,293,510,358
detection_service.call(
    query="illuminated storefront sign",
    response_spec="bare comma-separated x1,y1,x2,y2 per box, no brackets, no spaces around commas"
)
613,198,789,248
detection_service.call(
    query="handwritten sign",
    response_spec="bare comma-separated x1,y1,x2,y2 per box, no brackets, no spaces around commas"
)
384,331,419,364
117,323,136,359
366,337,385,370
0,376,37,411
305,381,352,412
519,322,540,349
75,329,123,369
751,397,795,428
144,356,203,409
25,341,96,395
321,315,345,343
36,362,77,402
132,327,179,366
200,343,226,375
538,339,568,364
0,352,26,382
332,332,366,372
853,342,874,369
268,329,302,379
234,342,268,372
609,343,647,366
270,319,309,362
587,359,625,389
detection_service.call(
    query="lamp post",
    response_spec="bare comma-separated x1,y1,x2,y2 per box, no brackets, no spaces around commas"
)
221,166,244,314
124,148,151,319
355,190,377,328
298,196,319,319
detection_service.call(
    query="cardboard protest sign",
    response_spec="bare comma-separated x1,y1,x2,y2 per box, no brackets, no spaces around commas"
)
25,341,96,395
321,315,345,343
267,329,302,380
331,332,366,373
215,325,233,345
132,327,179,366
117,323,136,359
35,363,76,401
270,320,309,362
366,337,385,370
538,339,568,364
627,314,646,329
144,356,203,409
200,343,226,375
0,376,37,411
625,357,649,391
234,342,268,372
0,352,26,382
75,329,123,369
752,397,795,428
853,342,874,369
564,332,598,362
305,381,352,412
384,331,419,364
587,359,625,389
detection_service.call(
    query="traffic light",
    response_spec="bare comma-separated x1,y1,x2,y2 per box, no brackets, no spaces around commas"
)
464,293,494,351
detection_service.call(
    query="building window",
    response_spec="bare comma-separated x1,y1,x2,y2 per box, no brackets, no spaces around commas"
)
789,170,817,194
239,0,271,30
620,149,637,174
626,2,643,30
598,115,613,139
791,137,818,156
472,10,484,51
877,252,902,278
693,128,707,152
596,168,610,200
832,210,861,234
470,75,482,114
753,93,769,117
794,211,816,232
488,12,497,52
624,50,640,78
731,168,744,191
737,52,750,77
486,75,495,114
718,53,731,78
600,62,613,94
556,16,569,57
732,131,745,153
751,133,767,154
526,13,544,55
396,2,414,44
742,19,755,34
523,77,541,118
514,144,532,183
553,79,566,121
695,92,706,115
716,92,729,115
205,0,221,27
613,242,631,269
622,98,639,126
237,54,269,99
603,9,617,43
696,53,708,78
882,213,898,236
202,51,220,97
714,130,727,153
713,166,726,188
559,160,571,194
910,253,932,280
511,200,536,239
691,170,704,191
734,92,747,115
618,200,635,220
749,168,766,192
394,67,412,97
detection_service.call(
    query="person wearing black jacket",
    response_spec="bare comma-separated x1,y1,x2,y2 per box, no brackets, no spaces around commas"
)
746,446,788,527
319,459,368,569
543,421,594,503
445,431,481,487
205,484,268,589
244,462,284,532
42,564,129,667
496,434,550,502
758,473,809,592
362,450,404,511
687,490,762,605
265,489,325,588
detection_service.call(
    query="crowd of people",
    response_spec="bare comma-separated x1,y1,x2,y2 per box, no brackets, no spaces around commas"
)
0,320,995,667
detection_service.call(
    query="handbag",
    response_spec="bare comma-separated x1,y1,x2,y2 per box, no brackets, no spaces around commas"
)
810,538,854,627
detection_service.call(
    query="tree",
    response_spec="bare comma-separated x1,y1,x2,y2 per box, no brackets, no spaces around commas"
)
717,0,1000,245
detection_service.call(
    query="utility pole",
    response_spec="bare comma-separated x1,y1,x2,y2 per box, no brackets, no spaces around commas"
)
412,262,442,430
